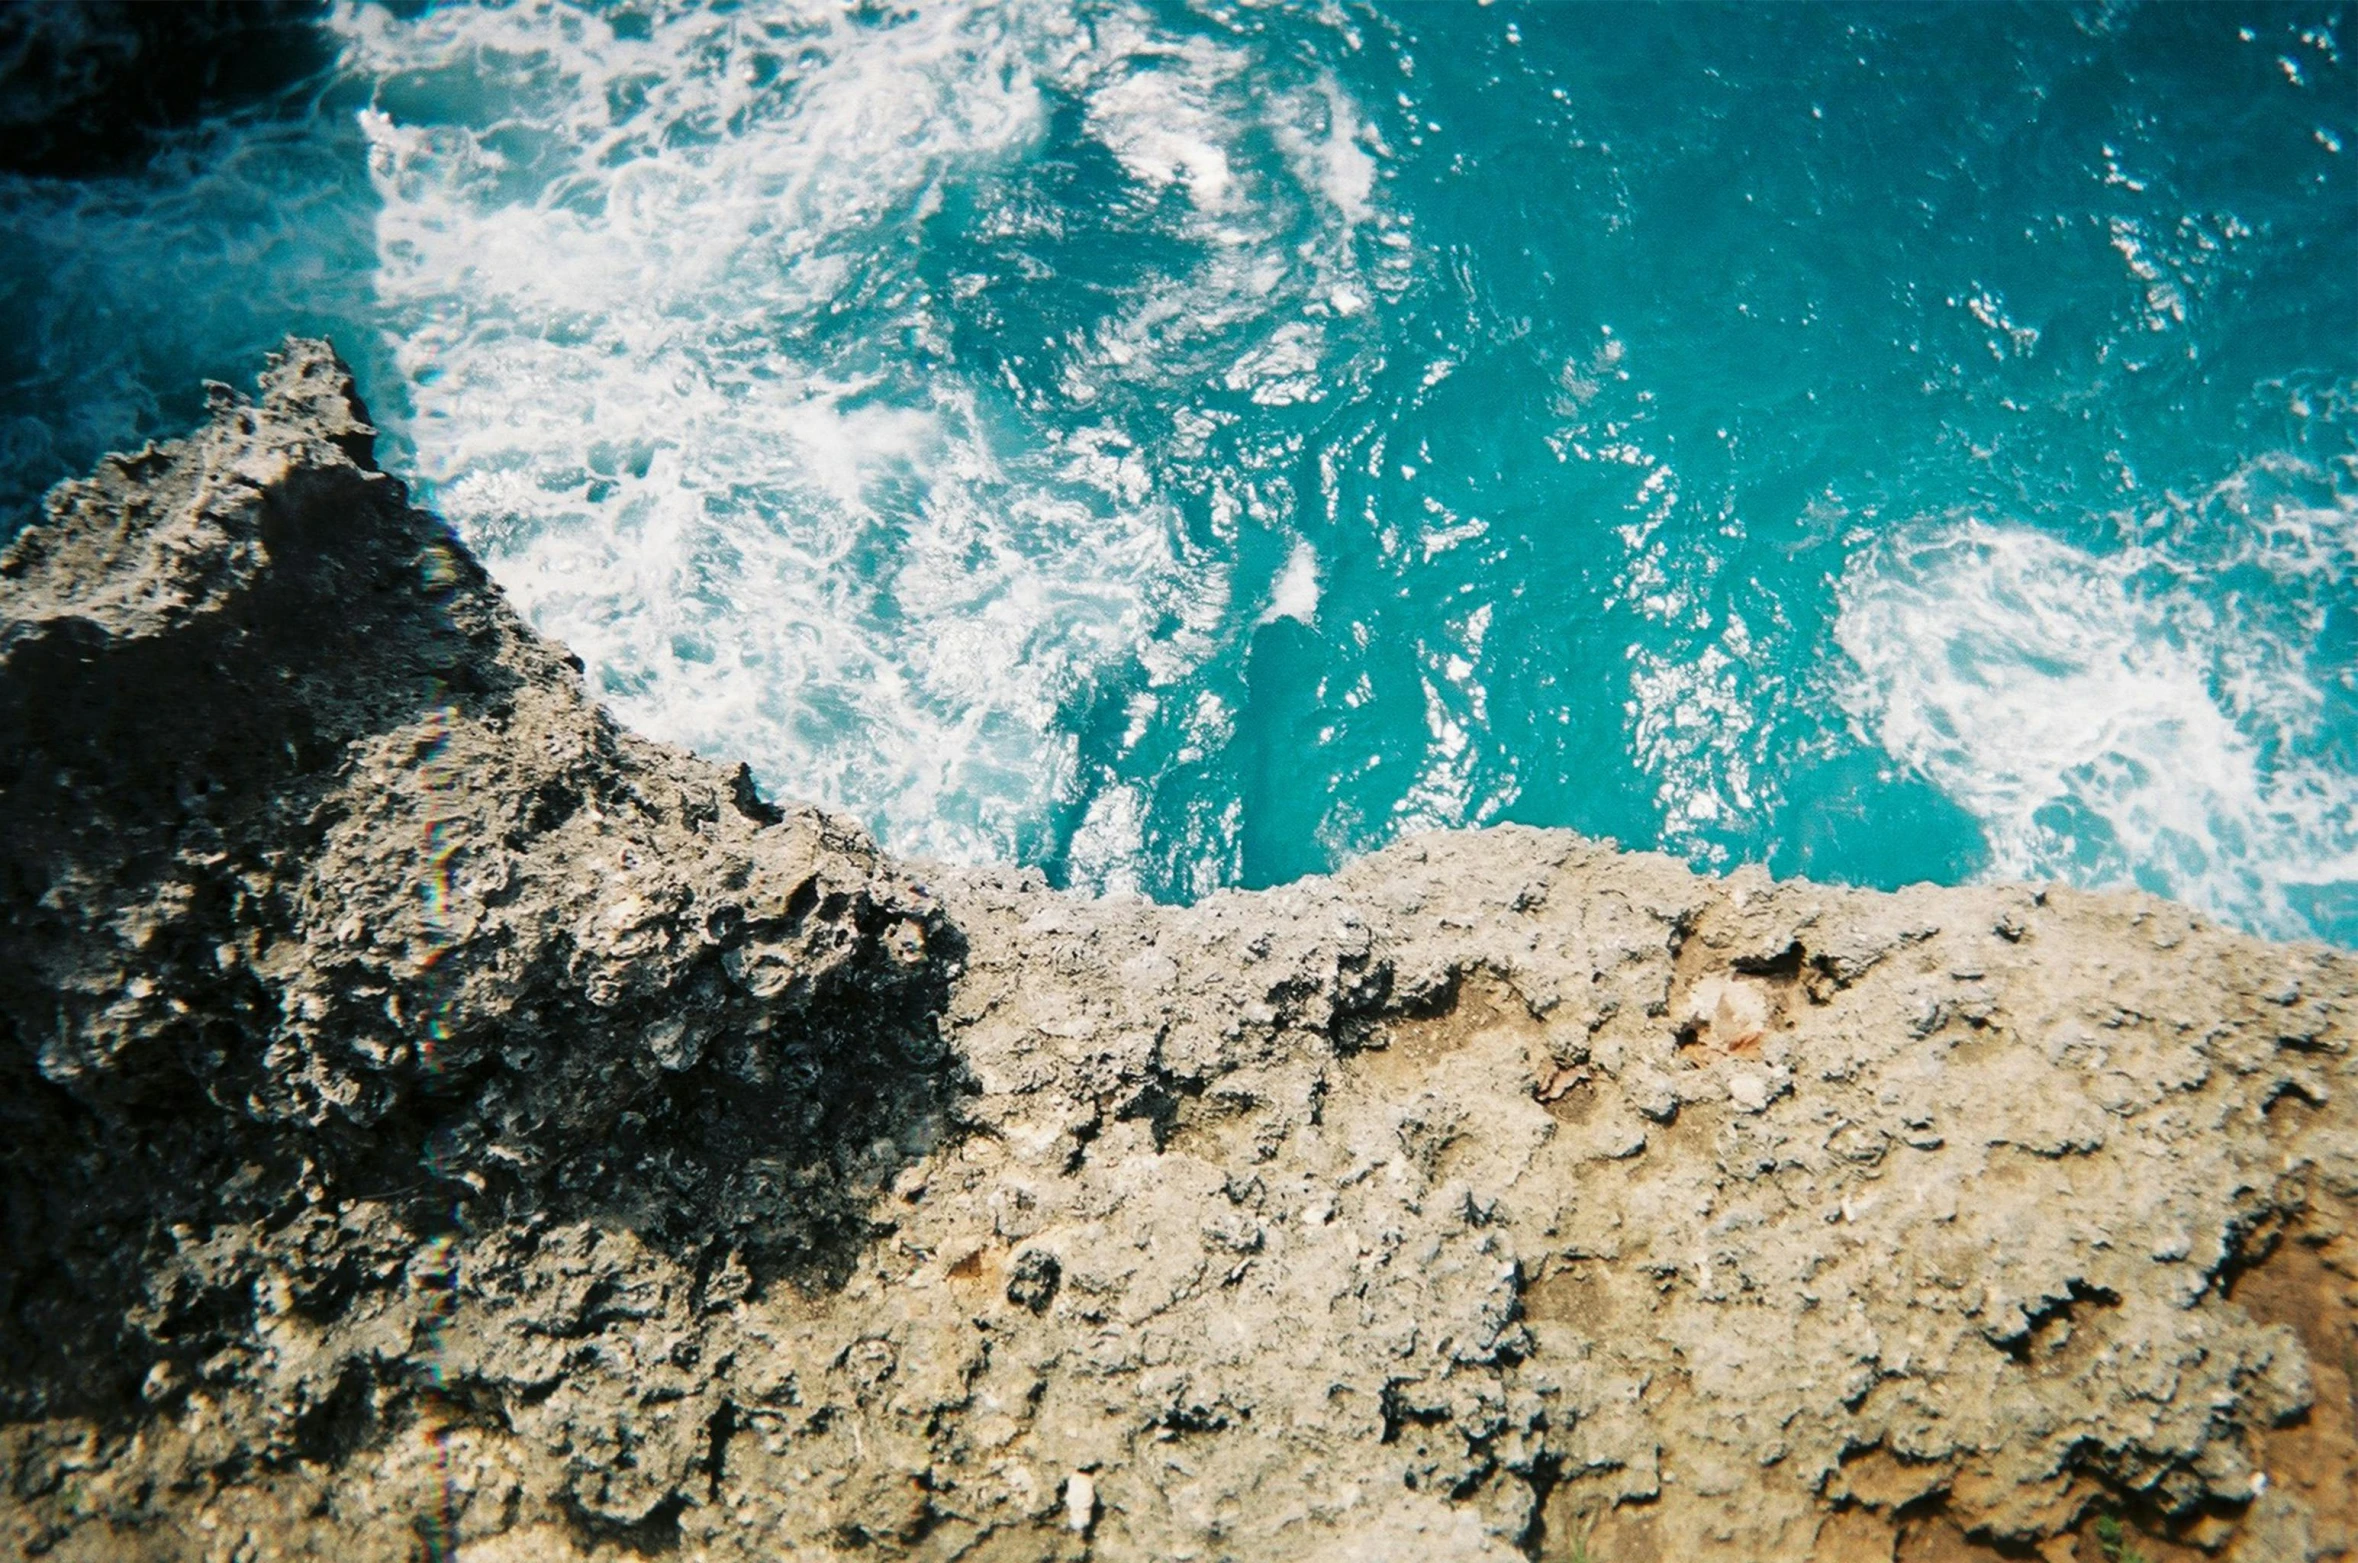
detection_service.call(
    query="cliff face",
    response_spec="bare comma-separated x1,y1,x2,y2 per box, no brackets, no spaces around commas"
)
0,345,2351,1563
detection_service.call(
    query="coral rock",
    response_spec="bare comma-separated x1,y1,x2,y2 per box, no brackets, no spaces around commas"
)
2,345,2352,1562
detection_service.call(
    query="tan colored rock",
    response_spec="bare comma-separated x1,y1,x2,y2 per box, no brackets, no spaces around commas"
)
1,346,2351,1562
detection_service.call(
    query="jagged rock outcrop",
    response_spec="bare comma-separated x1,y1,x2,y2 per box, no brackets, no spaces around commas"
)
1,345,2352,1562
0,342,955,1436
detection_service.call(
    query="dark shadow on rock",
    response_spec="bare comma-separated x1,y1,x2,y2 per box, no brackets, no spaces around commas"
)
0,352,517,1420
531,938,971,1296
0,342,971,1430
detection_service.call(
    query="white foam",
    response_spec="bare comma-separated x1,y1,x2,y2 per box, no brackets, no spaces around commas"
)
1275,76,1376,230
1065,782,1148,898
1261,539,1321,627
333,0,1390,875
1835,493,2357,938
1224,320,1327,407
1083,34,1236,211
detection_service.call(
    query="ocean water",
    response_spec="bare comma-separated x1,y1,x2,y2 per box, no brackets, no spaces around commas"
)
4,1,2354,944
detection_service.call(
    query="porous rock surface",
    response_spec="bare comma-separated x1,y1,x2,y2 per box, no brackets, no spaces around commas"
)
1,345,2352,1563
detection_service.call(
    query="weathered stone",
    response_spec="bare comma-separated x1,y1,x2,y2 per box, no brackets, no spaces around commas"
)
0,344,2351,1562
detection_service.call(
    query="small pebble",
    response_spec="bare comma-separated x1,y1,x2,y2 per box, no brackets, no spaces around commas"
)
1065,1472,1097,1534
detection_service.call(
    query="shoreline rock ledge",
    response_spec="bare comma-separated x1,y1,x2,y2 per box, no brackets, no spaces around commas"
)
1,342,2351,1563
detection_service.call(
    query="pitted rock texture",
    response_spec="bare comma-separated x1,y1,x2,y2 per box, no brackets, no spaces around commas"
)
0,341,956,1426
1,346,2352,1563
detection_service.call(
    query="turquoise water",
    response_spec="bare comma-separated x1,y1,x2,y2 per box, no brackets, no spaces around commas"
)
5,2,2355,942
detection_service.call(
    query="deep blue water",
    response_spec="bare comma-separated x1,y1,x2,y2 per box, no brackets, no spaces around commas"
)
5,0,2354,942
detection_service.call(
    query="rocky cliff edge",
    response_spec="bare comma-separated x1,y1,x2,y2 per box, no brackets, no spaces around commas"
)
1,343,2352,1563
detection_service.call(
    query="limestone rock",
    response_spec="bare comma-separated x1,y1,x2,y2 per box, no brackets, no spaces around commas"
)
0,344,2351,1562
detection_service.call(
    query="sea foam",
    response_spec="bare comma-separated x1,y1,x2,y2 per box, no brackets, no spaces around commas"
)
1837,443,2358,939
339,0,1381,872
3,1,2348,944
